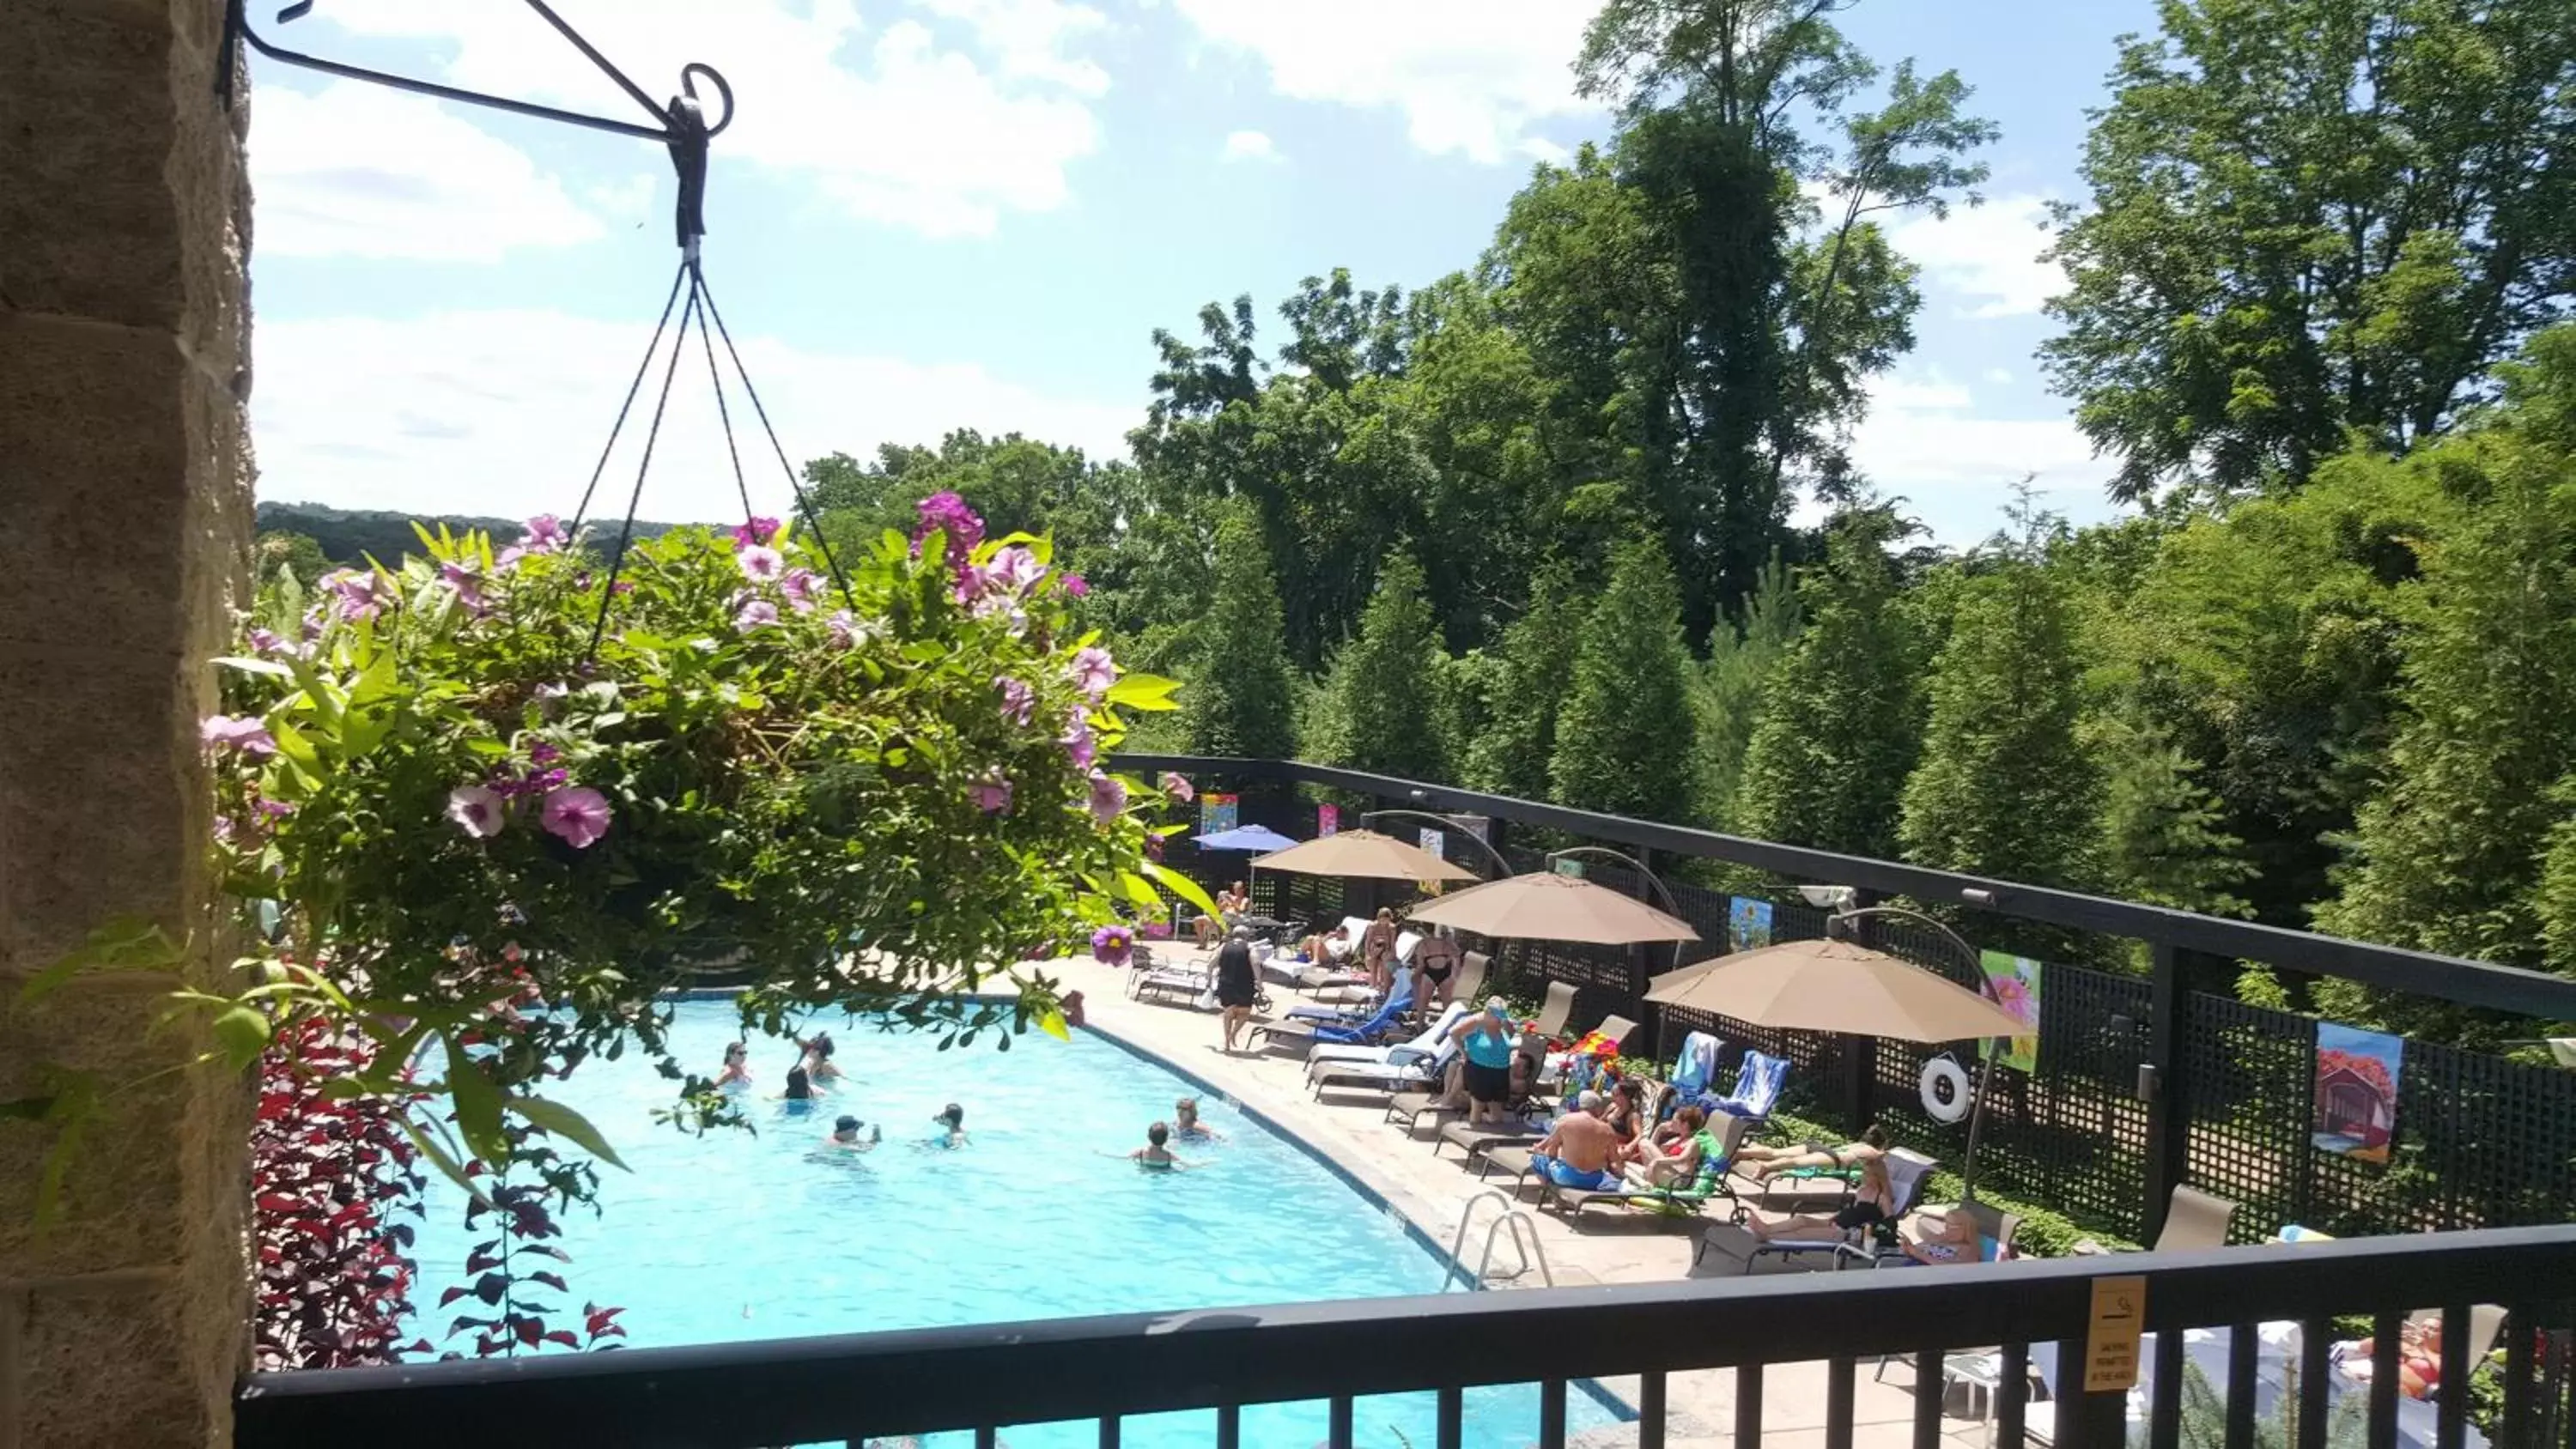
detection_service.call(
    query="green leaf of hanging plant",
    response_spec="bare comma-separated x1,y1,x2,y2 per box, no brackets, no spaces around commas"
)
442,1038,509,1167
1143,860,1220,921
508,1096,629,1172
1104,674,1182,712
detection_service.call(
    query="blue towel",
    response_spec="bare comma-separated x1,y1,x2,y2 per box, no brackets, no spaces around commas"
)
1673,1031,1722,1094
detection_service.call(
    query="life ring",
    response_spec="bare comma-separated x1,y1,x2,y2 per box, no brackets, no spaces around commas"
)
1920,1056,1974,1124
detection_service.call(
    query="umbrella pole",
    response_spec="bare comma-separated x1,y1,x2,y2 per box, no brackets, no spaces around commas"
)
1960,1045,1999,1205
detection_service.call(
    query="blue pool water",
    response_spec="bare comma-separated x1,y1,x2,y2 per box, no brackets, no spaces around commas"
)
409,997,1622,1448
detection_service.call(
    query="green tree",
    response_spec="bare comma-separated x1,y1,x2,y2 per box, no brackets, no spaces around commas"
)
2092,712,2254,918
2043,0,2576,505
1176,506,1299,761
1899,502,2101,892
1551,536,1701,822
1735,510,1920,858
2314,335,2576,992
1461,558,1587,800
1308,551,1452,780
256,530,331,586
1694,551,1801,827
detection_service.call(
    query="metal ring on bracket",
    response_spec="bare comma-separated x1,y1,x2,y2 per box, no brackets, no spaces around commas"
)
1920,1055,1974,1124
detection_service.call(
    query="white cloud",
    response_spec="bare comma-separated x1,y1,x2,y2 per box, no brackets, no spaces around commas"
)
248,83,634,261
1983,367,2015,385
1220,129,1279,163
1174,0,1596,163
252,310,1140,520
1887,194,2063,319
285,0,1111,238
1839,370,2120,542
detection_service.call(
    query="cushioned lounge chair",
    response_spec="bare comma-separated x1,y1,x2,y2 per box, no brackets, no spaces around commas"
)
1307,1002,1468,1070
1246,985,1413,1054
1309,1036,1460,1099
1544,1113,1757,1220
1700,1148,1943,1273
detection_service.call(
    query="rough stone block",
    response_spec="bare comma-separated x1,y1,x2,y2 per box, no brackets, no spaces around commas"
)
0,5,182,332
16,1275,221,1449
0,641,209,978
0,317,201,658
0,980,194,1281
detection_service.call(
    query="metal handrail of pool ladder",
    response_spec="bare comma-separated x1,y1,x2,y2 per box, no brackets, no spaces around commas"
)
1443,1189,1553,1289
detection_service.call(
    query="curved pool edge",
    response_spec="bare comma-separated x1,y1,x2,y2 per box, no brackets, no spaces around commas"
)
671,985,1635,1426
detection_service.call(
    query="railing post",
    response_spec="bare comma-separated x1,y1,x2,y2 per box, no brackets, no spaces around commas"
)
2141,941,2192,1245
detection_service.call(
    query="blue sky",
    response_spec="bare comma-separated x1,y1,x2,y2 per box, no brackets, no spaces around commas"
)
246,0,2161,543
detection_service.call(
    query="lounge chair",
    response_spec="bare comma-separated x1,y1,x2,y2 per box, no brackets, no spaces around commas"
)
1308,1002,1469,1070
1698,1147,1943,1273
2154,1184,2238,1252
1383,1079,1467,1137
1127,949,1209,1004
1248,987,1414,1055
1309,1035,1461,1100
1531,981,1577,1040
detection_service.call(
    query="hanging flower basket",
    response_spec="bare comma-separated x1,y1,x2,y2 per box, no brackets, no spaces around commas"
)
204,496,1206,1170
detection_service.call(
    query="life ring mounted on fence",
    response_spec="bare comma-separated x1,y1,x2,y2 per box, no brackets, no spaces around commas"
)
1920,1055,1974,1124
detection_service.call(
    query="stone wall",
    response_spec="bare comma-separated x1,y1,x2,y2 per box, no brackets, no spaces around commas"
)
0,2,256,1445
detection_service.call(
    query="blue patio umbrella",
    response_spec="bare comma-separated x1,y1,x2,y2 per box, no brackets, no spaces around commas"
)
1193,825,1299,852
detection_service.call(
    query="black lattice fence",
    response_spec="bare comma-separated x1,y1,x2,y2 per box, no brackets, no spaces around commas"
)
2181,991,2576,1244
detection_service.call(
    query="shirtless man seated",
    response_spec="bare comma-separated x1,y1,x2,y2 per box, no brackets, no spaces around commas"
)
1528,1092,1625,1192
1297,923,1354,967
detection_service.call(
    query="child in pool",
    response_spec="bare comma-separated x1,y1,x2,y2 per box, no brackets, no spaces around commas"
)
1172,1097,1224,1143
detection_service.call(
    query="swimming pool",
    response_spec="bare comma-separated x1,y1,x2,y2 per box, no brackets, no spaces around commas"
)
407,996,1623,1448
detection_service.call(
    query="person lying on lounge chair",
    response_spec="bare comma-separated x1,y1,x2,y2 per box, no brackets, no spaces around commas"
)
1899,1207,1981,1264
1298,923,1355,966
1528,1093,1625,1191
1735,1124,1890,1180
1744,1150,1896,1242
1620,1105,1713,1190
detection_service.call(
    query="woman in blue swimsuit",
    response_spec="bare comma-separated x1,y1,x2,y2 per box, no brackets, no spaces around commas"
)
1451,997,1520,1127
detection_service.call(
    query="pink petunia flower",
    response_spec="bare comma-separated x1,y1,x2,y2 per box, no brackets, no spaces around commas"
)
520,515,570,554
989,545,1046,593
539,786,612,849
735,598,781,633
780,567,823,614
1061,710,1097,771
972,770,1014,814
736,545,785,584
323,569,387,623
1086,770,1127,826
1160,771,1195,803
1091,924,1134,967
1060,572,1089,597
246,627,287,657
732,516,782,550
913,491,984,568
827,609,858,651
528,740,562,767
996,676,1036,727
447,785,505,839
200,714,276,758
1071,646,1117,701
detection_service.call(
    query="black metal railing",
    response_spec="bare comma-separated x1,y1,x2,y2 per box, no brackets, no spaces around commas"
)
238,1225,2576,1449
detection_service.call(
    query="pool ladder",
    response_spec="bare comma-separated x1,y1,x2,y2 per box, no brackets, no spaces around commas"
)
1443,1188,1553,1289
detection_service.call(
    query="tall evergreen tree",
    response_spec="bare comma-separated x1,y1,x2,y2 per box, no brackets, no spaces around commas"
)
1899,504,2101,892
1734,511,1920,858
2092,712,2252,917
1551,537,1698,822
1178,506,1300,760
1309,551,1452,781
1695,551,1801,827
2314,373,2576,980
1461,558,1585,800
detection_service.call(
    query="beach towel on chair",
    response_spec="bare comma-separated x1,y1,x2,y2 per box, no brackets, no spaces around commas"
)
1712,1050,1787,1120
1672,1031,1722,1095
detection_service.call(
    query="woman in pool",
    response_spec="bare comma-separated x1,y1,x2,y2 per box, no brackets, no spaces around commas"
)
794,1031,846,1084
1172,1097,1224,1143
781,1063,824,1105
929,1103,969,1147
714,1041,753,1090
1107,1121,1192,1170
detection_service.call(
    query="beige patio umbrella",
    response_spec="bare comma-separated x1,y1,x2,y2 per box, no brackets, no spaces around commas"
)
1250,828,1478,883
1646,937,2026,1042
1647,936,2027,1199
1404,870,1700,945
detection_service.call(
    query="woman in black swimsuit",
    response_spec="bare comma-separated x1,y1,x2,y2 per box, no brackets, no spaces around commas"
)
1413,930,1462,1009
1213,928,1260,1052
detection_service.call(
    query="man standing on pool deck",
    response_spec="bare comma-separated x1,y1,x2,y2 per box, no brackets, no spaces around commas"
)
1529,1092,1623,1191
1213,927,1260,1052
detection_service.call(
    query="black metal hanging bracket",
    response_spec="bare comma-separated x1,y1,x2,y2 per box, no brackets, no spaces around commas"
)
216,0,732,253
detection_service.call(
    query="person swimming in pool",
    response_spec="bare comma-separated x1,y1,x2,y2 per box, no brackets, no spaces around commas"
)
794,1030,846,1084
781,1063,823,1103
1109,1121,1192,1170
1172,1097,1224,1143
929,1103,969,1147
714,1041,753,1090
826,1114,880,1151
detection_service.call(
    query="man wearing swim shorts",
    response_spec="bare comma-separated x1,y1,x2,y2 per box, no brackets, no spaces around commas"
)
1529,1092,1623,1191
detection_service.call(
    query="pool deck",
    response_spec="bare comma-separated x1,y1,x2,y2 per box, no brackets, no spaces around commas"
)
1050,948,2005,1449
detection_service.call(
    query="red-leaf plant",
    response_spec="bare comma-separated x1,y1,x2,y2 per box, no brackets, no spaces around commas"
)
434,1119,625,1358
249,1017,430,1369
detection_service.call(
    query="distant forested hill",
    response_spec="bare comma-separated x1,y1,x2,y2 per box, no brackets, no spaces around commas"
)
255,501,690,567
